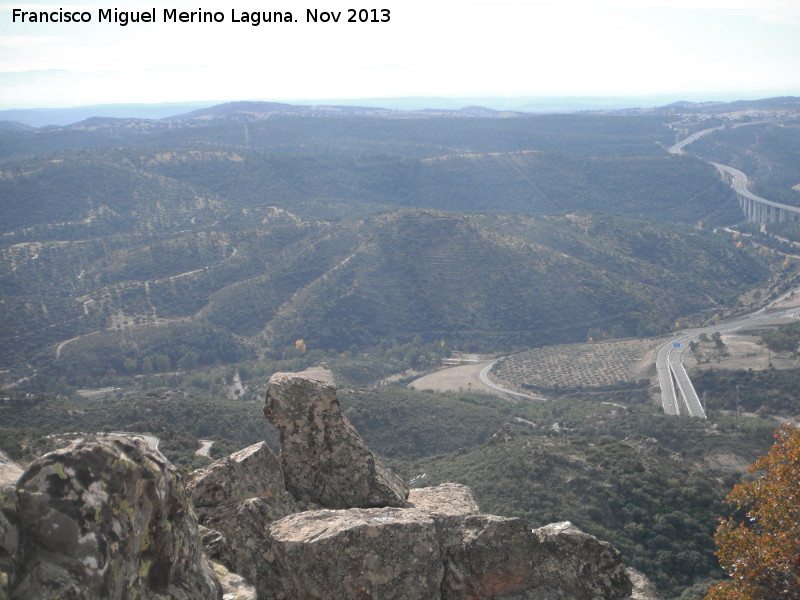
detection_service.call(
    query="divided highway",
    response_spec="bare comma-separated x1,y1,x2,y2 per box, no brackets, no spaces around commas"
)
667,126,722,155
656,299,800,417
658,123,800,416
670,121,800,223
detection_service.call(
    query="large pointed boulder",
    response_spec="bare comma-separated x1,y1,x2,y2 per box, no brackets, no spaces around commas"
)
187,441,300,598
264,372,408,509
186,441,297,523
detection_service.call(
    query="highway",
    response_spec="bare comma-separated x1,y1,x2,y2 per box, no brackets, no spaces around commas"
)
656,297,800,417
655,332,706,417
655,123,800,416
670,122,800,222
668,126,722,155
712,162,800,218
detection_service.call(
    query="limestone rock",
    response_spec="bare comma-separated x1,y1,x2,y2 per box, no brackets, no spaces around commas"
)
187,441,296,522
264,372,408,508
11,436,221,600
268,507,443,600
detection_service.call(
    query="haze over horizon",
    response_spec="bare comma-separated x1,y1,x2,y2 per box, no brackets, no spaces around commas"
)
2,0,799,111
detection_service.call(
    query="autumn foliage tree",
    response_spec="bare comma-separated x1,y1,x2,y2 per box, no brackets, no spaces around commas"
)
705,424,800,600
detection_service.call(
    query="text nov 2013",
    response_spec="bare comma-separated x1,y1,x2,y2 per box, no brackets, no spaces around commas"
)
10,8,391,26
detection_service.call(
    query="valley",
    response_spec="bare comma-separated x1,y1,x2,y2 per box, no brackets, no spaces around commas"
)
2,96,800,599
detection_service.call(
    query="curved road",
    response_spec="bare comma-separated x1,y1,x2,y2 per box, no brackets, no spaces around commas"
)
668,126,722,155
196,439,214,457
106,431,161,451
656,298,800,417
478,361,546,401
656,123,800,416
670,122,800,222
712,162,800,219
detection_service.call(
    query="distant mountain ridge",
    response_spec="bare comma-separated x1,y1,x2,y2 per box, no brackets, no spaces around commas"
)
3,94,798,127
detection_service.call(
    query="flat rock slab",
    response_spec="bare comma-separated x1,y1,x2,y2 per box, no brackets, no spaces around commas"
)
408,483,480,517
269,507,442,600
443,517,631,600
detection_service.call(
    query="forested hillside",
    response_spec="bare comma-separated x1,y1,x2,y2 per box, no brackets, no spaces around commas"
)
1,208,767,386
0,102,771,390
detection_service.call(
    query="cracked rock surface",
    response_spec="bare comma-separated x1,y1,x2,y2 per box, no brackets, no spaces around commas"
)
264,372,409,509
1,373,645,600
10,436,221,600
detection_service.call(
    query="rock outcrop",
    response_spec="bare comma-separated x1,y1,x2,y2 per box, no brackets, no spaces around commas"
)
266,493,632,600
2,372,641,600
6,436,221,600
270,507,443,599
264,372,409,509
626,567,666,600
187,441,300,598
186,373,633,600
187,441,297,523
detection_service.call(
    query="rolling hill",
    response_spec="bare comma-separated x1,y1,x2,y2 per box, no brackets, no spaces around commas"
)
0,100,780,388
1,206,768,385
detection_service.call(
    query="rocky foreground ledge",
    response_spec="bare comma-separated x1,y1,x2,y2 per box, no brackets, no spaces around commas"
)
1,373,655,599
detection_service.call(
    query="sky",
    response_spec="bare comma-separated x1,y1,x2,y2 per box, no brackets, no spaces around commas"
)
1,0,799,109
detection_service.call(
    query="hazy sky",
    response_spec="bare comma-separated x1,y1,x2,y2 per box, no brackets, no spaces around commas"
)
1,0,799,108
